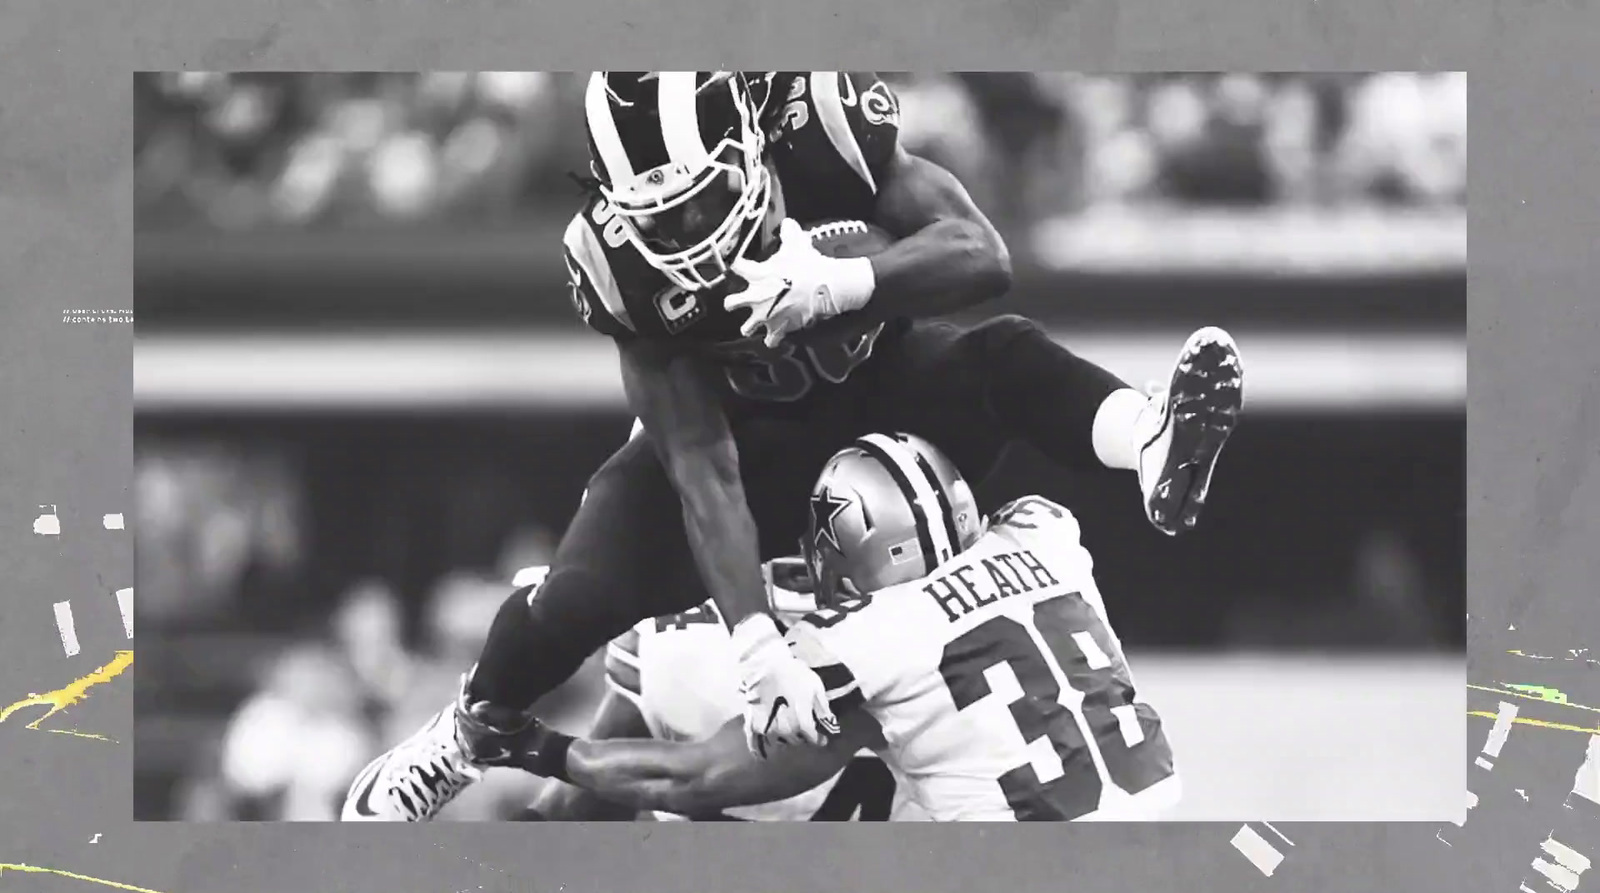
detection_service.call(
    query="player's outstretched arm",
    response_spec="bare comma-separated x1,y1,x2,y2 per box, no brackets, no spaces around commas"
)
523,687,649,821
618,339,768,628
557,716,871,817
619,338,835,756
853,145,1013,322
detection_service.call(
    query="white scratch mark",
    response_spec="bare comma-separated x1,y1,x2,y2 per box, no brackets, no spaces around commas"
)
1230,825,1285,876
1448,789,1479,828
102,513,124,530
33,505,59,536
1518,789,1530,801
1527,837,1589,892
1573,734,1600,806
115,588,134,639
1483,701,1519,759
53,601,80,656
1438,831,1453,847
1517,737,1600,892
1260,821,1294,847
90,833,101,843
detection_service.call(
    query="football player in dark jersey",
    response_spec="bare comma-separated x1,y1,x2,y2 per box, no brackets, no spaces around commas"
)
341,71,1242,822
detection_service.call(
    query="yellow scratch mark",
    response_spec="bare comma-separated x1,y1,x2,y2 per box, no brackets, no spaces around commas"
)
0,863,166,892
1505,684,1568,704
1468,710,1600,735
0,651,133,742
1468,683,1600,716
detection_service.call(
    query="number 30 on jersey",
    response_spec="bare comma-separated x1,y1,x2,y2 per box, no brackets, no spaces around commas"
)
723,325,885,402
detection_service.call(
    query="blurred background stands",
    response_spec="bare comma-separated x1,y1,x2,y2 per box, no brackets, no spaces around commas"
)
132,72,1466,821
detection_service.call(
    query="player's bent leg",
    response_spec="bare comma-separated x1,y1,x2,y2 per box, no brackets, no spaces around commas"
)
460,438,700,760
972,316,1244,534
467,566,636,713
342,439,699,821
966,314,1137,473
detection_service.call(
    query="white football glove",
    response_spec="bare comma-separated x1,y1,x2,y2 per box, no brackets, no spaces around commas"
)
725,218,876,348
730,613,838,758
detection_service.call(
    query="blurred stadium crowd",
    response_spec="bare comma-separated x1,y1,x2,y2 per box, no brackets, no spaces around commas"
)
133,72,1466,822
135,71,1465,234
136,444,582,820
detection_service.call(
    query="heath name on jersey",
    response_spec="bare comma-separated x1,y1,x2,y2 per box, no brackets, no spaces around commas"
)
605,598,920,821
786,495,1180,822
563,72,904,408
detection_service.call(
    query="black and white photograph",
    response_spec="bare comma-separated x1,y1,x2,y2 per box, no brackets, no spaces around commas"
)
132,70,1466,823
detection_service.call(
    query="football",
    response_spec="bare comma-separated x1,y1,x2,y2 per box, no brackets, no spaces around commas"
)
804,219,896,259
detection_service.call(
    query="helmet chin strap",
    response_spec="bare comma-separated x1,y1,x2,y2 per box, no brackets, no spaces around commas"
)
754,159,786,255
766,556,819,620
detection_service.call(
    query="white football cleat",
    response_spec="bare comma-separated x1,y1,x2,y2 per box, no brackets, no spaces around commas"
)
341,704,482,821
1136,327,1244,535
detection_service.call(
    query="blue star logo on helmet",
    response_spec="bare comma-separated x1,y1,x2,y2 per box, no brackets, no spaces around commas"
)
810,487,853,552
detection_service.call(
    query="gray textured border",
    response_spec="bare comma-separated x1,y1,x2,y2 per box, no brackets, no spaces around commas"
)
3,1,1597,891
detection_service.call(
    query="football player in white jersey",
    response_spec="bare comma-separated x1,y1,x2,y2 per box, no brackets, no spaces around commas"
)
518,559,924,822
343,420,913,822
504,432,1182,822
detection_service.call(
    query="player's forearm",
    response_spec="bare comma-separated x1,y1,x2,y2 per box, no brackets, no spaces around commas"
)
855,218,1012,323
563,737,734,816
620,341,771,627
853,148,1012,323
526,778,639,821
676,458,770,627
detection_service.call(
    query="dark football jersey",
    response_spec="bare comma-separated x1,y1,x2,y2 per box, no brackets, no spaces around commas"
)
563,72,907,412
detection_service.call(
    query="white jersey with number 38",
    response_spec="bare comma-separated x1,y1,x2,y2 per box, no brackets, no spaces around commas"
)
785,496,1181,822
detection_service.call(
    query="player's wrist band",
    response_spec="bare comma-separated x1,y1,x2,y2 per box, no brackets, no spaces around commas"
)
831,257,876,312
530,731,576,783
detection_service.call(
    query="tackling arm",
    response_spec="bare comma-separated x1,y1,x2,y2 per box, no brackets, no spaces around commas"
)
524,687,649,821
617,339,769,630
560,715,873,816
